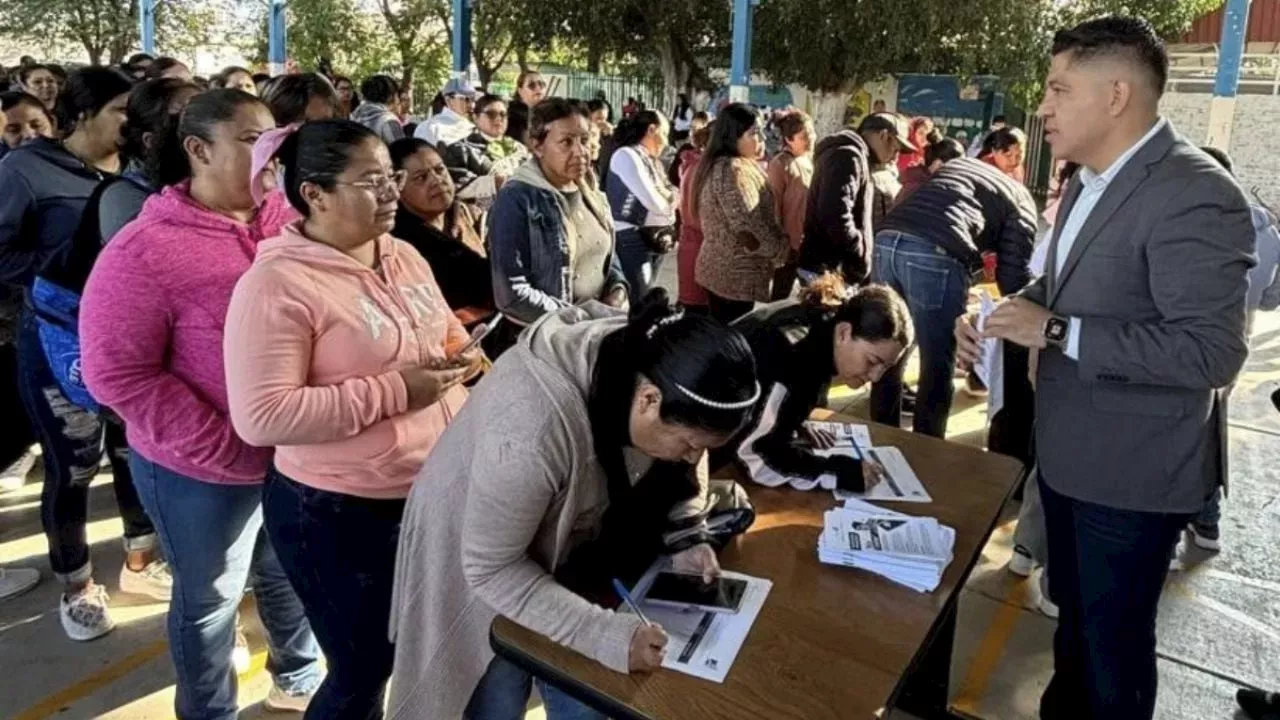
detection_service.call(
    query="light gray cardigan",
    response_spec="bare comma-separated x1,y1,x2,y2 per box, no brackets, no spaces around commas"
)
387,303,644,719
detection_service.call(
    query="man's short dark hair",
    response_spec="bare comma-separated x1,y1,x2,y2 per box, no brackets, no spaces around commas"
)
360,75,400,105
1052,16,1169,96
992,114,1007,125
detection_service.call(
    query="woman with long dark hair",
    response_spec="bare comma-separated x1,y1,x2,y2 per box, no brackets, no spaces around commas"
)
261,72,339,125
211,66,257,95
506,70,547,147
605,109,676,305
388,289,761,719
690,103,786,324
81,90,322,714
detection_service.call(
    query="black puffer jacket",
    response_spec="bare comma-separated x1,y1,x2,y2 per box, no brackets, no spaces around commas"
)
798,130,875,284
441,131,494,190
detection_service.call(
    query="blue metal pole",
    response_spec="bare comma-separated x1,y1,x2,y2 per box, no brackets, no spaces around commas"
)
269,0,288,75
139,0,156,55
452,0,472,79
728,0,758,103
1207,0,1251,148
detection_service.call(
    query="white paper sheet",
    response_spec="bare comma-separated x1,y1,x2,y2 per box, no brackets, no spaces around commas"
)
817,504,956,592
831,446,932,503
973,290,1005,420
803,420,872,450
626,563,772,683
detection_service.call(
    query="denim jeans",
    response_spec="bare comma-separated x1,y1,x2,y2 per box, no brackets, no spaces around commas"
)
262,468,403,720
16,311,154,582
130,452,321,720
615,227,666,307
1038,474,1191,720
869,231,970,438
465,655,606,720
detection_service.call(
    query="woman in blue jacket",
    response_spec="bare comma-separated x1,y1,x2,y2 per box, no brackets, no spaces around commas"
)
488,98,629,351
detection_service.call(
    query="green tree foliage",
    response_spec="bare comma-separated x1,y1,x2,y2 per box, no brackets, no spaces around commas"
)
0,0,138,65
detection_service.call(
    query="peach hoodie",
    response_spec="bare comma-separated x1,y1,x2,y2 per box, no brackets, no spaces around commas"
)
223,220,469,499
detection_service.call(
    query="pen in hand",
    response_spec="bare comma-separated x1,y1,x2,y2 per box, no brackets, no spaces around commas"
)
613,578,668,672
612,578,652,626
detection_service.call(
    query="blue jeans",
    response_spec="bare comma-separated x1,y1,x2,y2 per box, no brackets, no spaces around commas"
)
869,231,970,438
263,468,403,720
465,656,606,720
1038,474,1191,720
16,310,154,582
615,227,665,307
130,452,321,720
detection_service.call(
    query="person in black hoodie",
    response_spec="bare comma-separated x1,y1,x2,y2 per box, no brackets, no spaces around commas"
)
727,274,913,492
0,67,171,642
797,113,916,285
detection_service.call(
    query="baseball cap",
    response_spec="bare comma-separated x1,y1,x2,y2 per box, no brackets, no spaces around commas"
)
858,112,917,152
442,77,477,98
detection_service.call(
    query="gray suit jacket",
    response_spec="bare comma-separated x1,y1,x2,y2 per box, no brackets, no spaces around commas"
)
1024,122,1255,513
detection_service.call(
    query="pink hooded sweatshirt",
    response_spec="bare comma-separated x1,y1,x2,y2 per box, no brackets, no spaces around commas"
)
81,184,299,485
223,221,469,500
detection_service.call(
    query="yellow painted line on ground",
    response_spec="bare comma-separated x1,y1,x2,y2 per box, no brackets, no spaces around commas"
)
12,639,169,720
13,641,268,720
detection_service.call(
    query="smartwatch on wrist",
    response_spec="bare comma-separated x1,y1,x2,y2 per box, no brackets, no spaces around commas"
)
1044,316,1069,348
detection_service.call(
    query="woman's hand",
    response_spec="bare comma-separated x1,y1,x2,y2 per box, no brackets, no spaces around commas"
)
628,623,669,673
862,457,887,493
801,424,837,450
671,543,721,583
399,363,472,410
604,285,629,310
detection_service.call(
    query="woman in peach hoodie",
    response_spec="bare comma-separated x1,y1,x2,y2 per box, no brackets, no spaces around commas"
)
223,120,480,718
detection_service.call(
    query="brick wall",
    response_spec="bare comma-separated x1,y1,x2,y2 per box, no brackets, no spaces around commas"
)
1160,91,1280,206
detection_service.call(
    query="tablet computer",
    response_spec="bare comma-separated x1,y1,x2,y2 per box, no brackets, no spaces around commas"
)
642,572,748,614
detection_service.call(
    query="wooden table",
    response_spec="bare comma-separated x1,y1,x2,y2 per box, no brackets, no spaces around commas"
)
491,417,1024,720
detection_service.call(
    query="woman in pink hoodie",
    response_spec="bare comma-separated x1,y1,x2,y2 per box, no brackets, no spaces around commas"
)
224,120,479,718
80,90,323,718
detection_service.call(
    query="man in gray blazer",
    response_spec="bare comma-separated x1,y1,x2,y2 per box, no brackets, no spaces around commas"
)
957,16,1255,720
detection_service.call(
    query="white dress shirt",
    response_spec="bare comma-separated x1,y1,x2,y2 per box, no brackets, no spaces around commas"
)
1052,118,1167,358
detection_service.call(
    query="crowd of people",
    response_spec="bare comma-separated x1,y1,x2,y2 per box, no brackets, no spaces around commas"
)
0,12,1277,720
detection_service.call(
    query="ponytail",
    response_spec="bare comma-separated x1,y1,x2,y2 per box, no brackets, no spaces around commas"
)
810,281,914,348
162,89,267,187
613,109,662,148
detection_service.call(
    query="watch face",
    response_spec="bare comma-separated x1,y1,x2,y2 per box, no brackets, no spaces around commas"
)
1046,317,1068,342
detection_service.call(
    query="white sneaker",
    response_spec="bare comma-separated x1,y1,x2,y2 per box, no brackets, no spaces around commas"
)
1033,570,1059,619
119,560,173,601
60,583,116,641
233,624,251,675
1007,544,1035,577
263,684,314,713
0,566,40,600
0,449,36,492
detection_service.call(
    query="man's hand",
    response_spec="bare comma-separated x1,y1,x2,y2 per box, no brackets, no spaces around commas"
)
955,314,982,369
983,297,1052,350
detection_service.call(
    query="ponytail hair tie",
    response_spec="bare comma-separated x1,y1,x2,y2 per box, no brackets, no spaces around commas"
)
250,122,300,206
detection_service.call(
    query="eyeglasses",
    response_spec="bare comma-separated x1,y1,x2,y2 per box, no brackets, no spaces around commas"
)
334,170,407,197
448,94,477,103
525,80,546,89
482,110,508,120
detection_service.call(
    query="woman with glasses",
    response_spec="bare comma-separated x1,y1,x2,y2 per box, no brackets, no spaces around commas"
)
81,89,322,716
224,119,482,718
506,70,547,147
441,94,529,208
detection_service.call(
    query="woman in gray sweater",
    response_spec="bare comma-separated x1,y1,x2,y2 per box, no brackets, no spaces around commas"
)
388,290,761,719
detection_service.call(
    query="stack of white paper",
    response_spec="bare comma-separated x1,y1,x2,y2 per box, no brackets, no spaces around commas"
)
817,500,955,592
973,290,1005,419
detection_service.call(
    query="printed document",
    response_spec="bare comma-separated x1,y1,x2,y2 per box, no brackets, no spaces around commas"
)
830,446,932,503
973,290,1005,419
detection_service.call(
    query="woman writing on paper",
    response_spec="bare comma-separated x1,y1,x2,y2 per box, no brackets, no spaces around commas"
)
387,289,761,720
728,274,914,492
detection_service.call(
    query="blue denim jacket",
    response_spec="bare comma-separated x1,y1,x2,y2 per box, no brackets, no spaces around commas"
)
488,159,627,325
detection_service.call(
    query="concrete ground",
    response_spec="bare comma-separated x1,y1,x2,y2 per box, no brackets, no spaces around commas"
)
1,259,1276,719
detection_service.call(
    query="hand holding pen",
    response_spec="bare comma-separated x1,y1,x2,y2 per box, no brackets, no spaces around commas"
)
613,578,669,672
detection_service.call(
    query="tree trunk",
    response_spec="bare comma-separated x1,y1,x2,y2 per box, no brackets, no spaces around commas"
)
655,32,693,116
86,44,104,66
401,64,416,114
516,46,530,74
477,62,495,88
808,90,853,139
586,40,603,75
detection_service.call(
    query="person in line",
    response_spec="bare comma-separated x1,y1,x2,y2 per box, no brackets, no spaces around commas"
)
675,123,711,311
488,98,628,342
896,137,965,203
95,78,202,242
224,120,479,718
0,67,169,641
506,70,547,147
441,94,528,208
870,153,1036,439
896,117,935,173
261,73,339,126
586,97,614,138
730,276,911,490
124,53,155,79
979,126,1028,183
80,89,323,717
18,64,58,111
333,76,358,118
766,110,815,301
211,66,257,95
145,57,193,82
967,114,1008,157
1,90,54,157
690,103,787,324
666,110,709,187
606,110,676,305
798,112,915,285
390,138,494,328
416,77,476,148
388,289,761,719
353,74,406,145
958,18,1254,720
671,92,695,143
